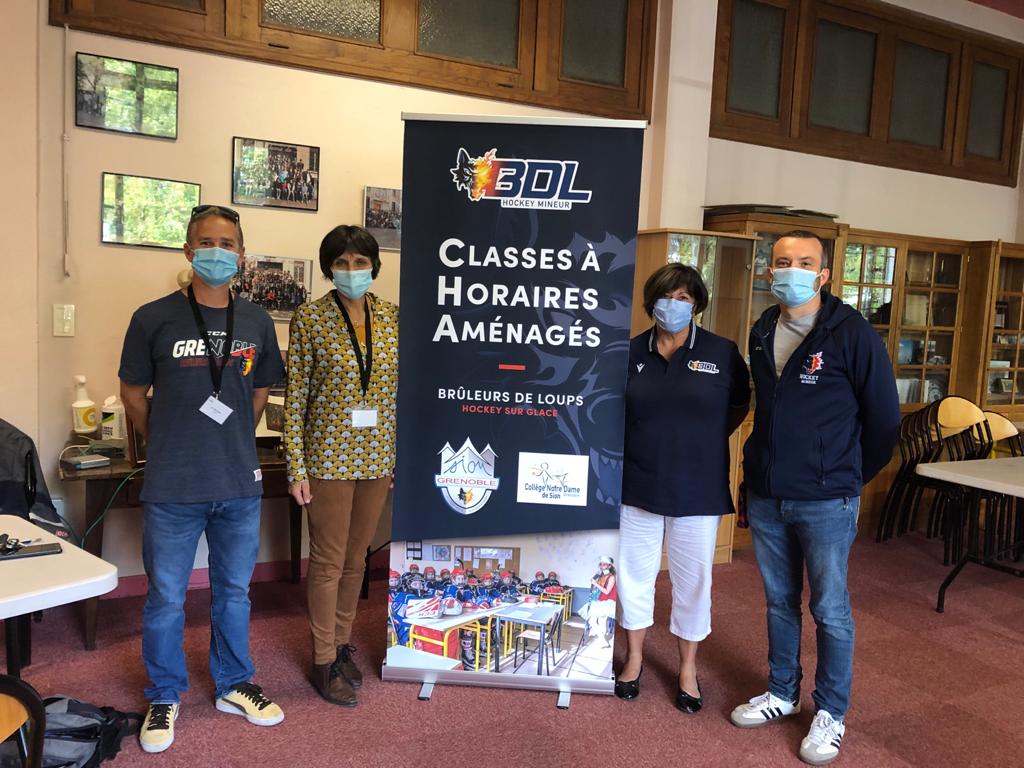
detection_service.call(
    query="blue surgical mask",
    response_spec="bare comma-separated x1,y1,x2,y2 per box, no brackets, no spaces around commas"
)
333,269,373,300
771,267,821,307
190,247,239,288
653,298,693,333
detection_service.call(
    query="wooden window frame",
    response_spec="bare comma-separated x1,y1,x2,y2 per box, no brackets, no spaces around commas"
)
51,0,657,119
710,0,1024,187
711,0,800,139
953,44,1022,180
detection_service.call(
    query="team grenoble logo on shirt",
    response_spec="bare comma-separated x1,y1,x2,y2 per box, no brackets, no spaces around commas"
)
800,351,825,384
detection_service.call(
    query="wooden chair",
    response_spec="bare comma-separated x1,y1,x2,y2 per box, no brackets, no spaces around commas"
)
0,675,45,768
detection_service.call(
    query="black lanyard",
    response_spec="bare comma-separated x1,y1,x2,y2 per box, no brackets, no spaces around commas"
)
332,291,372,397
187,285,234,398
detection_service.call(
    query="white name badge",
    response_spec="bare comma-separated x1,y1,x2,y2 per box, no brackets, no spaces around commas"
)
351,408,378,428
200,396,234,425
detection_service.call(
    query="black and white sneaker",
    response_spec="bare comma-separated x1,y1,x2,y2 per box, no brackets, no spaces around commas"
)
730,691,801,728
800,710,845,765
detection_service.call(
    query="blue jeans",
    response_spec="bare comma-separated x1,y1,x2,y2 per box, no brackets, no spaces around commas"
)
142,497,262,703
747,492,859,720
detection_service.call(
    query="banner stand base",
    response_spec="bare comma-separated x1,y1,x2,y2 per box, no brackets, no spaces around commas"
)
382,663,614,704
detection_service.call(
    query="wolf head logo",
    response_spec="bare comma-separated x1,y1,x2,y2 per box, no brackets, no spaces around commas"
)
804,352,824,375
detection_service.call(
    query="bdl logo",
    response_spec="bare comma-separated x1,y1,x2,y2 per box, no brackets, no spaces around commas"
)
450,147,592,210
434,438,500,515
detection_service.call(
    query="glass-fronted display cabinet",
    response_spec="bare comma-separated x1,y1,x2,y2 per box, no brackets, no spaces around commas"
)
835,231,967,407
701,211,846,356
632,228,759,348
985,243,1024,408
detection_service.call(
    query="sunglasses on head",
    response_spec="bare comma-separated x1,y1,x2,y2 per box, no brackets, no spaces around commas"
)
190,204,240,223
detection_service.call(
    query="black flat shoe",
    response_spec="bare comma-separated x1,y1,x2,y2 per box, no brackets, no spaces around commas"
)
614,666,643,700
675,684,703,714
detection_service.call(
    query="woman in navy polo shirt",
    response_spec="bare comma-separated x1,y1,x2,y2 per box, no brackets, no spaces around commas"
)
614,264,750,713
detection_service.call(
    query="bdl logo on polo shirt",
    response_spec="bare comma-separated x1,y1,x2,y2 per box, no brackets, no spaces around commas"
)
435,438,499,515
687,360,720,374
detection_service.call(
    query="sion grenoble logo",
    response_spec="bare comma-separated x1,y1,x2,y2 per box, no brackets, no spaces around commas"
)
449,147,592,210
434,438,500,515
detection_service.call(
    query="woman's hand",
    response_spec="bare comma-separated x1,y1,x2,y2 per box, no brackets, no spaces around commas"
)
290,479,312,506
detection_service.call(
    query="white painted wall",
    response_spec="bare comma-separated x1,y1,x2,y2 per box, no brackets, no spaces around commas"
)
0,0,40,443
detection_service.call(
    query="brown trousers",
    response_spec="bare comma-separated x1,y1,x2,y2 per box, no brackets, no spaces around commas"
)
306,477,390,664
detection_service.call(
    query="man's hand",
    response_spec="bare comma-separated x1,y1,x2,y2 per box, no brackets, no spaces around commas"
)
290,479,312,506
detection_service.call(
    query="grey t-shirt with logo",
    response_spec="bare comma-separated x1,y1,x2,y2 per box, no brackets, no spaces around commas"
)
774,308,821,378
118,290,284,503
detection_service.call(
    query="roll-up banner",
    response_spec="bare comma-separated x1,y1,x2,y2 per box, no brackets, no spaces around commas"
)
384,114,645,694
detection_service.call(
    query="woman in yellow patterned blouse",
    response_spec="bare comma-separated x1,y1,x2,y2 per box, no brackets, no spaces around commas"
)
285,225,398,707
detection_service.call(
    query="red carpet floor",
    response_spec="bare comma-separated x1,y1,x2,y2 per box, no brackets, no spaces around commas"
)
4,534,1023,768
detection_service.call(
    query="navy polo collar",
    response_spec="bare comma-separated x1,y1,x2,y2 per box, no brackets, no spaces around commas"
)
648,321,698,354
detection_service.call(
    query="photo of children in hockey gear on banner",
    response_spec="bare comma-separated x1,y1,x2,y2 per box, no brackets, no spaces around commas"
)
387,533,618,680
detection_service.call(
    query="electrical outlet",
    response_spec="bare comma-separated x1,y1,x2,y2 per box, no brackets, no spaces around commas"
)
53,304,75,336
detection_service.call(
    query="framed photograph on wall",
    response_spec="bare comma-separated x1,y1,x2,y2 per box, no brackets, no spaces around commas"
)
101,172,200,249
431,544,451,561
232,136,320,211
76,52,179,139
232,254,313,321
363,186,402,250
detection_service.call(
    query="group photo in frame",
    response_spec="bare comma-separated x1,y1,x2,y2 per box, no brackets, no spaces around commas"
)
75,52,179,139
232,254,313,321
100,172,200,249
232,136,320,211
363,186,402,250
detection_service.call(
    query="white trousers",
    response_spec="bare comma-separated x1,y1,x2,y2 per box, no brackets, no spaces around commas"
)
617,504,720,642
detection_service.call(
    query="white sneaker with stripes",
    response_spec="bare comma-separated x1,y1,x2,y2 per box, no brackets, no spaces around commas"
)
799,710,845,765
730,691,801,728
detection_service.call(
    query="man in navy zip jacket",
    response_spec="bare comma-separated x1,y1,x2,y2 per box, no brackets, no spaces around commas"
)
730,231,899,766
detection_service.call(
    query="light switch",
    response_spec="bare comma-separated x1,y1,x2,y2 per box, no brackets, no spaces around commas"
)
53,304,75,337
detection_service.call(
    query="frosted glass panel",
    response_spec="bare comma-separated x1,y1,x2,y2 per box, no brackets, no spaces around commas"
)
809,20,876,135
418,0,519,68
967,61,1009,159
727,0,785,118
890,41,949,148
562,0,627,86
262,0,380,42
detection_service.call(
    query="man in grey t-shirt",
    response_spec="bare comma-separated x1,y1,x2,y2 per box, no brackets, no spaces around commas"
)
119,206,285,754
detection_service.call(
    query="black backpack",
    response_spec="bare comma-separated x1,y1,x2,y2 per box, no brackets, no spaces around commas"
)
0,697,142,768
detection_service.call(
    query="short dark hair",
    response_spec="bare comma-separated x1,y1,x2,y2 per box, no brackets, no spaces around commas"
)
774,230,830,269
642,263,709,318
186,205,244,247
318,225,381,280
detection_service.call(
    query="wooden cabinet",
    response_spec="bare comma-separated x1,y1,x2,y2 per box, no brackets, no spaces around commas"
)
954,240,1024,418
632,229,758,348
701,211,848,356
838,230,972,408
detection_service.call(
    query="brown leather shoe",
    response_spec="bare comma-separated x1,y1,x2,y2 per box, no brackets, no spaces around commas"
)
311,662,357,707
333,644,363,689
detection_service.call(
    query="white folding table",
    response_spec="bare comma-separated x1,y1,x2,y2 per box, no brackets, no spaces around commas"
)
0,515,118,674
915,457,1024,612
